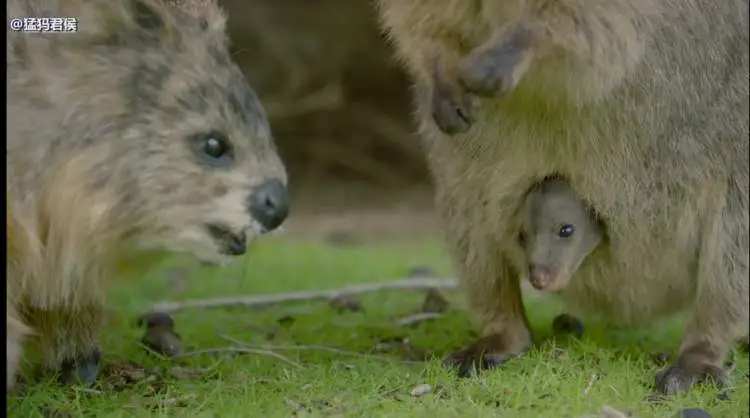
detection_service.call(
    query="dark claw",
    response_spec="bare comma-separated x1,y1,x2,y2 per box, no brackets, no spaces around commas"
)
442,335,528,378
442,350,509,378
654,363,727,396
59,349,101,386
430,94,475,135
430,78,476,135
551,313,584,339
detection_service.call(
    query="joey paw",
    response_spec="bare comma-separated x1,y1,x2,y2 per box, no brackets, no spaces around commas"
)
59,349,101,386
458,27,535,98
442,334,528,378
654,362,727,396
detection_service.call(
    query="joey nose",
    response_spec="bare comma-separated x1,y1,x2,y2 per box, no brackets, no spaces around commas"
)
528,264,552,290
247,179,289,232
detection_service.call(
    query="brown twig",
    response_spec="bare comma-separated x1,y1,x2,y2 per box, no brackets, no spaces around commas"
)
176,346,305,370
218,334,424,365
150,277,459,313
395,312,445,327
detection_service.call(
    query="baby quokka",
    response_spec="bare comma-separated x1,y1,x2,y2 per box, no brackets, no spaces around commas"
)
519,177,604,292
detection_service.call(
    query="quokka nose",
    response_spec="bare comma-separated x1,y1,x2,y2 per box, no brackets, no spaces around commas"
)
247,179,289,232
528,264,552,290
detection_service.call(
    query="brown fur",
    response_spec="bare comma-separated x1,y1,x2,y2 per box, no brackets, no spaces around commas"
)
7,0,288,390
376,0,748,393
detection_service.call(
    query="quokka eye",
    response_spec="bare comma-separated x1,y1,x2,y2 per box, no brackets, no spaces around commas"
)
191,132,233,167
203,134,231,159
558,224,575,238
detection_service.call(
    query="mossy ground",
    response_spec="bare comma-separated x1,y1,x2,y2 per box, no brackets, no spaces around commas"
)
8,237,749,418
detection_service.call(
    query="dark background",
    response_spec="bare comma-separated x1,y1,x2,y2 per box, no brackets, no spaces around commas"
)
218,0,436,241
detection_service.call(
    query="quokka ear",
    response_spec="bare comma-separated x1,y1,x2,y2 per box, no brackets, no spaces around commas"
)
131,0,171,31
76,0,177,41
164,0,228,34
124,0,225,33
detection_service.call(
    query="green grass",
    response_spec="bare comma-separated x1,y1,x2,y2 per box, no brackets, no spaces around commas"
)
8,236,749,418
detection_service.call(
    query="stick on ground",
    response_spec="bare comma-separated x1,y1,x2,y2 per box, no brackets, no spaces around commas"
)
218,334,424,365
150,277,459,313
176,347,305,369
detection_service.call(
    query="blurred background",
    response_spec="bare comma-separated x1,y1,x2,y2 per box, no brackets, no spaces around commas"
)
219,0,438,244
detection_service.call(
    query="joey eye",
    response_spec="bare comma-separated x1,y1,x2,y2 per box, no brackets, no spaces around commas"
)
558,224,575,238
191,132,233,167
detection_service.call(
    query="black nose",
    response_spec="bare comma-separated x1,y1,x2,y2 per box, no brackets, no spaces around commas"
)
247,179,289,232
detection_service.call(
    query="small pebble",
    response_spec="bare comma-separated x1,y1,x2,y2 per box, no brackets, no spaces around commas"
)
552,313,585,339
138,311,175,328
410,384,432,397
671,408,712,418
138,312,182,358
142,330,181,358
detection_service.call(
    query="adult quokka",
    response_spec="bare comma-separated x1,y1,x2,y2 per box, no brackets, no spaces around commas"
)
376,0,749,395
7,0,289,389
